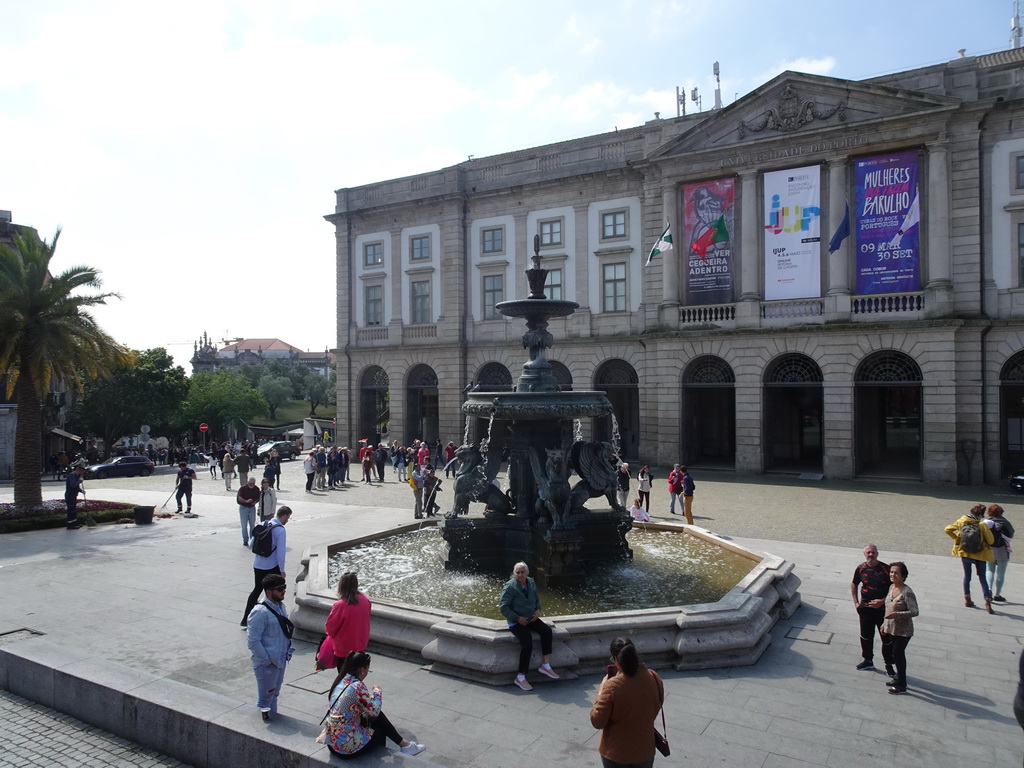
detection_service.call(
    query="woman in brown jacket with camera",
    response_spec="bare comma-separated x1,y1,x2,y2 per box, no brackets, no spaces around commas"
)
590,638,665,767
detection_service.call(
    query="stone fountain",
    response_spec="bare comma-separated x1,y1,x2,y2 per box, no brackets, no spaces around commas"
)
291,238,802,685
443,236,630,584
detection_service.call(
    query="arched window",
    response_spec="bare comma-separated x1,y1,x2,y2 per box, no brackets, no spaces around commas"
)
476,362,513,392
765,354,823,383
684,355,735,385
549,360,573,391
855,351,922,382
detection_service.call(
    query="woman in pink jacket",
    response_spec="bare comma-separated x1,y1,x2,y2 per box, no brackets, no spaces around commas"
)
317,572,372,670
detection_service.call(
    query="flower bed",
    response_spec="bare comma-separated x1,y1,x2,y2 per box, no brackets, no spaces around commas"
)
0,499,138,533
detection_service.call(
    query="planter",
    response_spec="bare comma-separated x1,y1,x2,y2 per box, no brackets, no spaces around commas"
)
133,506,155,525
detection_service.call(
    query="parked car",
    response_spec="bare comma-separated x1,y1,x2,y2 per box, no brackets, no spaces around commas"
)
1010,469,1024,491
83,455,155,480
257,441,299,463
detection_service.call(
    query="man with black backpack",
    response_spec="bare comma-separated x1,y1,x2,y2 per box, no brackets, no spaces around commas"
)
241,506,292,627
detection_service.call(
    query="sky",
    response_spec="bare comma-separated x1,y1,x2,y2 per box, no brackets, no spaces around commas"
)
0,0,1014,373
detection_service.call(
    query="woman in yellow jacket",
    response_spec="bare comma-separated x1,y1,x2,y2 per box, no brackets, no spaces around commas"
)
945,503,995,613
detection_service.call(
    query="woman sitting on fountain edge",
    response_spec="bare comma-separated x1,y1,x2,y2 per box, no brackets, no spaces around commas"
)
499,562,560,691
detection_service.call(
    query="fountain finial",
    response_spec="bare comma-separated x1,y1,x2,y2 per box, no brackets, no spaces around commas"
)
526,234,548,299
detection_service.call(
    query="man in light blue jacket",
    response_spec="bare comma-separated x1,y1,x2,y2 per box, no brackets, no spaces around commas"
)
245,573,294,721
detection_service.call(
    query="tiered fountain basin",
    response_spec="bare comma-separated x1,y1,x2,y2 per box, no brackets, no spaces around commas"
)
292,521,801,685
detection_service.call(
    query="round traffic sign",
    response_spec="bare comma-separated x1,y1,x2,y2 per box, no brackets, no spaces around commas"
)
199,423,209,432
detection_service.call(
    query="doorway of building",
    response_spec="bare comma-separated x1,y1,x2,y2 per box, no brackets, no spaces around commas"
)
593,359,639,460
763,354,823,473
999,351,1024,478
358,366,389,447
682,355,735,469
406,364,439,445
854,351,922,479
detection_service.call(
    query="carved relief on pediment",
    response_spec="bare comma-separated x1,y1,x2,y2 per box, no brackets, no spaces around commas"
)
738,85,846,140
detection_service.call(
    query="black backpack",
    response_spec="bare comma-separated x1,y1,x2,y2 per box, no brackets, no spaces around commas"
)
959,519,983,554
251,520,278,557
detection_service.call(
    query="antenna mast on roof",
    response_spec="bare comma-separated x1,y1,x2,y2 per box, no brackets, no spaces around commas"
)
1013,0,1022,49
676,86,686,117
713,61,722,110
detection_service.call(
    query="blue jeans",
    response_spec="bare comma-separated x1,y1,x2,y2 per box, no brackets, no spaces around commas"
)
986,559,1009,597
669,491,681,514
253,662,286,712
239,506,256,544
961,557,992,599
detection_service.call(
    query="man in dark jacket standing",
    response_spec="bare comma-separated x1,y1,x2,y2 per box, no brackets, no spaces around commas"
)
850,544,894,675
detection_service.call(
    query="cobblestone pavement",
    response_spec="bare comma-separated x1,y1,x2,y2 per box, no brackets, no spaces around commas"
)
3,462,1024,766
0,689,191,768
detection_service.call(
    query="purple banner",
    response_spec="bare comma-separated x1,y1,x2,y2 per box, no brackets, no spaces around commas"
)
854,151,920,294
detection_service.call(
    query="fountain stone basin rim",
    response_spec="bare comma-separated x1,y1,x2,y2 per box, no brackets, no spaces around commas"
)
292,521,802,686
463,390,612,420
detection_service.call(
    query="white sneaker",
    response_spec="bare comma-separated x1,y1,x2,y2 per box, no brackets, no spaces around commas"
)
514,675,533,691
537,664,559,680
400,742,426,755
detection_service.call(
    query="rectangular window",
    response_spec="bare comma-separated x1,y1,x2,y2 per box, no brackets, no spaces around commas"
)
539,218,563,246
411,280,430,324
1016,156,1024,189
544,268,562,300
364,242,383,267
365,285,383,326
482,227,504,253
411,235,431,261
483,274,504,320
601,210,627,239
602,263,626,312
1018,222,1024,285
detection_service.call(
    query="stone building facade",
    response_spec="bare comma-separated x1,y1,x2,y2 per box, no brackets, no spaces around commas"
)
327,48,1024,485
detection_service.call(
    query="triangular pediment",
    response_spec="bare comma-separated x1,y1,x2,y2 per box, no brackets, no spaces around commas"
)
650,72,961,158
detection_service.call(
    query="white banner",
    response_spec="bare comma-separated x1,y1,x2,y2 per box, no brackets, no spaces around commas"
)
763,166,822,300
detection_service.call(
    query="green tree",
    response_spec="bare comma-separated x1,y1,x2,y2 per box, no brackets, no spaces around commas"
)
237,362,264,389
181,369,267,438
74,348,189,457
287,363,310,399
258,375,292,419
0,228,132,510
303,371,331,416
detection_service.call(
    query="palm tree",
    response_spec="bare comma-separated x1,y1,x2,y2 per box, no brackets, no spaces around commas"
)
0,227,132,511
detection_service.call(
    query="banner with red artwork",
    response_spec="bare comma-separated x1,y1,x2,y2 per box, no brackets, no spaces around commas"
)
682,178,735,305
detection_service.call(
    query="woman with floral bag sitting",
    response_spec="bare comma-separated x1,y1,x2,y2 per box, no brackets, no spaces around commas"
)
317,651,425,758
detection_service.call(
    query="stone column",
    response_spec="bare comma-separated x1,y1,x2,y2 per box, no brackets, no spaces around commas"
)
658,184,681,329
926,141,952,290
826,157,851,296
660,185,681,306
738,170,760,301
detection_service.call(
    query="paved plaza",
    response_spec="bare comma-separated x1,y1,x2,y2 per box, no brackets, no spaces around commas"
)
2,462,1024,767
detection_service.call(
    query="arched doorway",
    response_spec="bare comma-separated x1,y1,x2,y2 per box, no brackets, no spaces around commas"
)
1001,351,1024,477
359,366,389,446
593,359,639,460
854,351,922,478
473,362,513,445
406,365,439,445
763,354,823,473
549,360,573,391
682,355,735,469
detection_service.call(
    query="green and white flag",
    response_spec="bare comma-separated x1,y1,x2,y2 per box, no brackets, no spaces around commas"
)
646,222,673,266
